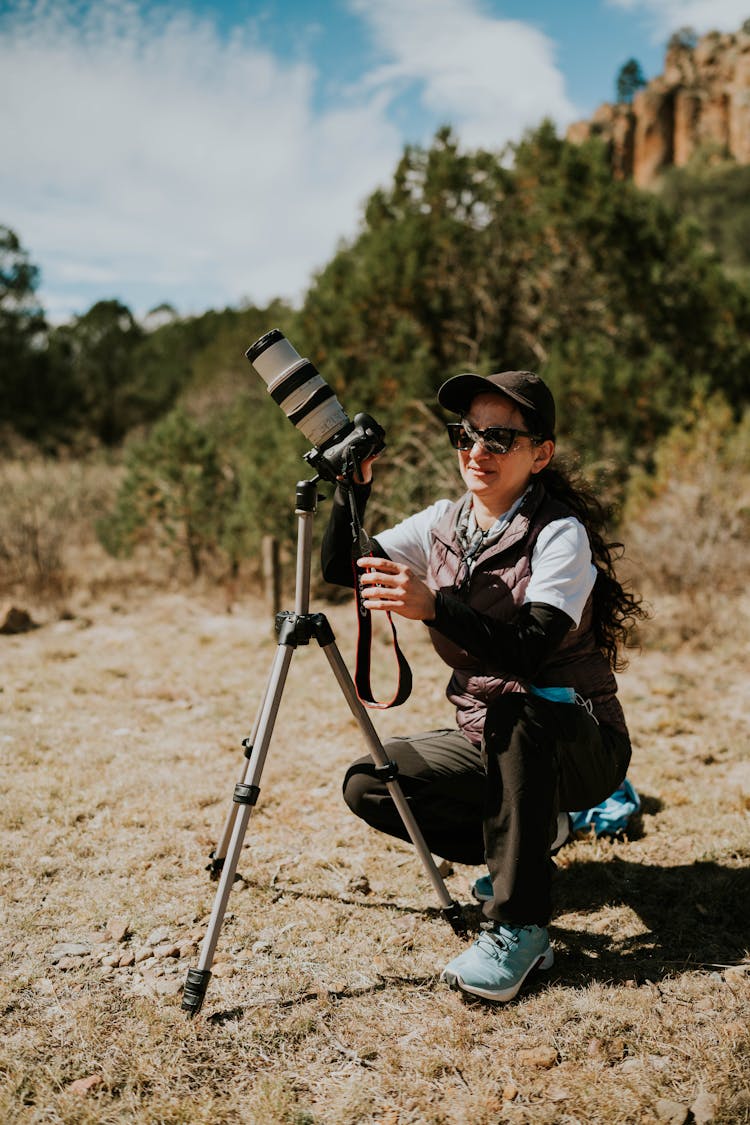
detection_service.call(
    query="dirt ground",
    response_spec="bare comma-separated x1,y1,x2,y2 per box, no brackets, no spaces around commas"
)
1,584,749,1124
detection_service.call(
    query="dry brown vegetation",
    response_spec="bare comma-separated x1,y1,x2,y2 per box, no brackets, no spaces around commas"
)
1,457,749,1125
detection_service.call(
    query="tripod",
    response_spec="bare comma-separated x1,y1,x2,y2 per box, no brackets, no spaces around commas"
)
181,478,463,1017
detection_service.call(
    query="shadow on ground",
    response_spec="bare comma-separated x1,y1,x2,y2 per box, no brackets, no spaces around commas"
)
550,855,750,983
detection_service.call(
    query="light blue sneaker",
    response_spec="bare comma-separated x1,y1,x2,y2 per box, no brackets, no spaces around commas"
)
470,873,494,903
441,922,553,1002
471,813,571,902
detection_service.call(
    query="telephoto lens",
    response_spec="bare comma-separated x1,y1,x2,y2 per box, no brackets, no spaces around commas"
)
246,329,386,482
246,329,352,450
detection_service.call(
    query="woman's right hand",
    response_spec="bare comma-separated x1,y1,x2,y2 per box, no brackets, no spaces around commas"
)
355,453,381,484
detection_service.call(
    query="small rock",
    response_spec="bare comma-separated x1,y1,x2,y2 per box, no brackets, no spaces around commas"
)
212,962,235,978
690,1091,719,1125
152,943,180,960
118,951,135,968
49,942,90,962
134,947,153,964
102,954,120,967
345,874,371,895
145,926,171,947
107,917,129,943
252,939,273,955
516,1046,559,1069
619,1058,642,1075
0,605,38,635
56,956,83,970
655,1099,689,1124
129,978,155,998
607,1037,627,1062
155,977,183,995
502,1082,518,1101
67,1074,103,1096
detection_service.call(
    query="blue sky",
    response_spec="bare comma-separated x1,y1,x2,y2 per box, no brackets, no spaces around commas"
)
1,0,748,323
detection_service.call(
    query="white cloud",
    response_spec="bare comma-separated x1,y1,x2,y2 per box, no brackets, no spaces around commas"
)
350,0,578,149
607,0,750,40
0,0,401,319
0,0,575,321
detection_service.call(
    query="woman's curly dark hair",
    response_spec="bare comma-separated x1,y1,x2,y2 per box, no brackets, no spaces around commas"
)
535,456,647,671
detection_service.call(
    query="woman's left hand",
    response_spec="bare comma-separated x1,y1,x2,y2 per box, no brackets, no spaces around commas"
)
356,557,436,621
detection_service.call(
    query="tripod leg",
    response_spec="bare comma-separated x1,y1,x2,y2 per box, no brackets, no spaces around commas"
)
207,688,266,878
182,644,294,1017
320,638,463,925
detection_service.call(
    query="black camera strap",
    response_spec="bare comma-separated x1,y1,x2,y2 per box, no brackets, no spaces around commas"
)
346,491,412,709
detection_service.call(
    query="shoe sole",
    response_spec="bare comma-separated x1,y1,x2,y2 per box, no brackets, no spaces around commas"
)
441,946,554,1002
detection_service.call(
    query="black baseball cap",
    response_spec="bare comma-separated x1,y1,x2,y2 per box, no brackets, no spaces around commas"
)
437,370,556,439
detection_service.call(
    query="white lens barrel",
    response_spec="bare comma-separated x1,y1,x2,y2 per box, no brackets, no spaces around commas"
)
266,358,326,407
251,335,304,388
246,329,351,449
294,397,350,447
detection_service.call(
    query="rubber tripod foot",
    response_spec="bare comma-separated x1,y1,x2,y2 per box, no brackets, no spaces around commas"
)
182,968,212,1017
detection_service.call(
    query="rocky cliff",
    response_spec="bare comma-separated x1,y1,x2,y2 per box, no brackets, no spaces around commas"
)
566,25,750,186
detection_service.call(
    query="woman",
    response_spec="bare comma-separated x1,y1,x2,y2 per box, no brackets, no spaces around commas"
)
321,369,641,1002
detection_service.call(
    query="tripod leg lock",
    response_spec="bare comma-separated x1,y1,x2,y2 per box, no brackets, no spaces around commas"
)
442,901,468,936
233,783,261,806
206,850,225,880
182,967,212,1017
346,759,400,783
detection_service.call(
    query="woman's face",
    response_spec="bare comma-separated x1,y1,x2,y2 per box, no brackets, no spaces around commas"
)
457,392,554,517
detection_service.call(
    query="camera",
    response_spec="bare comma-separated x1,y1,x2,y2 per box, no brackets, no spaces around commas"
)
246,329,386,483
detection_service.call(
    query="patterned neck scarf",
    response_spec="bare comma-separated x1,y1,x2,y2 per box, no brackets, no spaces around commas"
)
454,487,531,577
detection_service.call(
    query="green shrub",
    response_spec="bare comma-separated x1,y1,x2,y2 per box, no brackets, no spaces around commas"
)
97,408,236,579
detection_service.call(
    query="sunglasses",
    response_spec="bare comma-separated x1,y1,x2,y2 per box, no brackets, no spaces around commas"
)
446,420,541,455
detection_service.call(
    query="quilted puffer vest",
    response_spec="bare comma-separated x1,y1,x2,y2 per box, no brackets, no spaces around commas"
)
424,482,628,744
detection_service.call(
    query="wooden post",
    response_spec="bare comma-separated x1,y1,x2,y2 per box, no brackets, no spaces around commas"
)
261,535,281,619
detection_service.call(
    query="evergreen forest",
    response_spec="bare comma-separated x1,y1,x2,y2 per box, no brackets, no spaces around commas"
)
3,124,750,581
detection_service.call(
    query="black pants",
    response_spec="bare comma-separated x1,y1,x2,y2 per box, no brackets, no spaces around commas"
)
343,693,631,927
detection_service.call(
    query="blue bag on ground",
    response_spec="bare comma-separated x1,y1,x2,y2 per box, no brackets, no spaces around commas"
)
569,777,641,837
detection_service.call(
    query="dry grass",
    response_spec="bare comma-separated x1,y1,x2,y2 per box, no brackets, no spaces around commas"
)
1,575,749,1125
